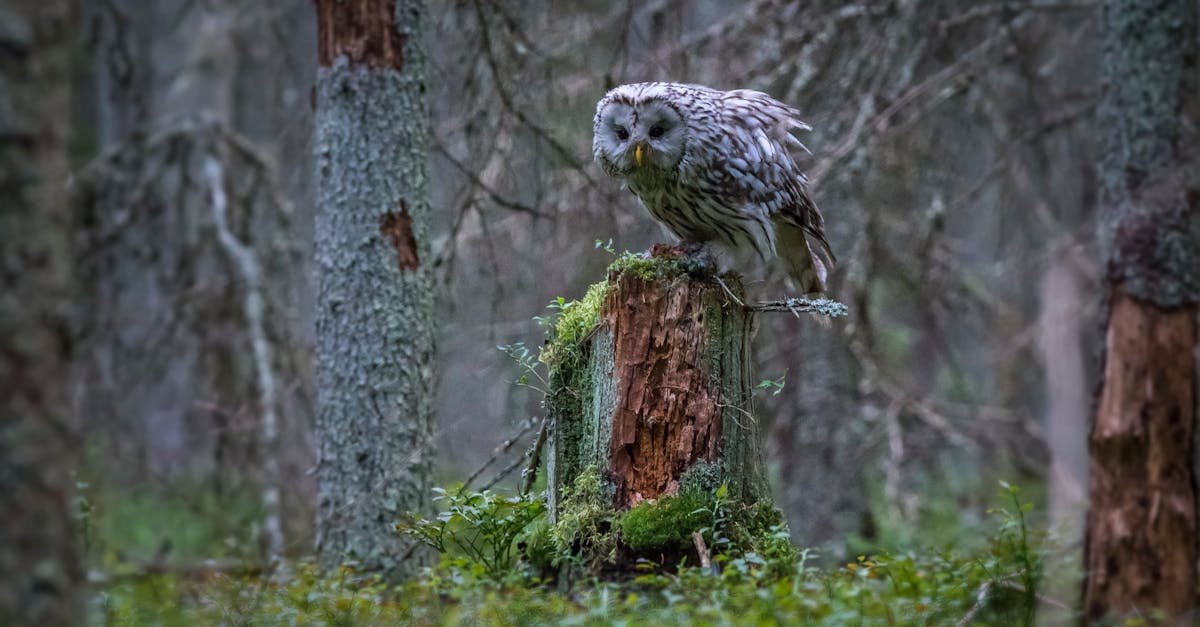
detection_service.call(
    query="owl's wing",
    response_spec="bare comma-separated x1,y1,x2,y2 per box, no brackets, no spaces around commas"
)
716,90,836,268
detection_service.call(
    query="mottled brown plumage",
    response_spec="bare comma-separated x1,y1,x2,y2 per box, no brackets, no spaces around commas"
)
593,82,835,293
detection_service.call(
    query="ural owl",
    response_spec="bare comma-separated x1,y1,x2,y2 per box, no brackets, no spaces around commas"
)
593,82,835,294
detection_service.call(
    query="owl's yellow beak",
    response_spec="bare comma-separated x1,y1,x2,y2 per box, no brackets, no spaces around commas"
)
634,142,646,167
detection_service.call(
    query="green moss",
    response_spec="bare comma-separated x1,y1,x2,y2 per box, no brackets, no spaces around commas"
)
541,281,608,367
553,466,617,571
679,460,724,496
727,503,794,563
94,488,1049,626
542,282,608,488
618,490,713,552
606,249,736,283
607,251,688,281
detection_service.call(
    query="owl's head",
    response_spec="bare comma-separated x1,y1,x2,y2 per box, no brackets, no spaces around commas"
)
593,83,688,177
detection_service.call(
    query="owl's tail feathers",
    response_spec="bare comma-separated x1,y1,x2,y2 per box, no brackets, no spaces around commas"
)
776,221,834,296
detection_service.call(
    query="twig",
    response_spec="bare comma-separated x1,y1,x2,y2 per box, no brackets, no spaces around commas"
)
956,581,992,627
714,275,745,307
460,418,538,493
520,417,551,496
433,143,546,218
938,0,1093,32
999,580,1072,611
481,451,528,491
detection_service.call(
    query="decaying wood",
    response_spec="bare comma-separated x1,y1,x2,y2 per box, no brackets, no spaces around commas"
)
1084,286,1197,618
315,0,406,69
1083,0,1198,618
548,261,769,519
603,272,727,508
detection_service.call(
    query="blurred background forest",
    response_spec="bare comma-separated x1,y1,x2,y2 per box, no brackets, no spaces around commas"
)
66,0,1103,565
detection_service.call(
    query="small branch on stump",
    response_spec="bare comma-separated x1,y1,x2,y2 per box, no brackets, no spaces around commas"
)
520,416,551,496
955,581,992,627
746,297,849,318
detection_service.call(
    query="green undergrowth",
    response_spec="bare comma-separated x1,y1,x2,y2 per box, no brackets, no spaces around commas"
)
79,476,266,565
97,483,1060,625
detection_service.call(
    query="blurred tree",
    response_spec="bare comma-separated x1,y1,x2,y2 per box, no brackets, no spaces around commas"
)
0,0,85,623
76,0,316,560
313,0,435,578
1083,0,1198,619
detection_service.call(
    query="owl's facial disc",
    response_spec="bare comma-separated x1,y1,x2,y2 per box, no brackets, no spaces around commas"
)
595,102,638,175
631,100,685,171
595,98,685,176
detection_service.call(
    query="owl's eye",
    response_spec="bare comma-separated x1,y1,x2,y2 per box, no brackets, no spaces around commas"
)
648,126,665,138
615,127,629,141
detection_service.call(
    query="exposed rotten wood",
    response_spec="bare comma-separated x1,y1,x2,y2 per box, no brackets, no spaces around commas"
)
315,0,406,69
600,271,730,509
1084,285,1197,619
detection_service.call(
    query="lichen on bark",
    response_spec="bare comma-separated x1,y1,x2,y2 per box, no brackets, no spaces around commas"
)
313,0,434,579
1096,0,1199,306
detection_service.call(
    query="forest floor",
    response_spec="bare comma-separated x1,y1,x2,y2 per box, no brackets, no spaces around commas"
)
85,480,1091,626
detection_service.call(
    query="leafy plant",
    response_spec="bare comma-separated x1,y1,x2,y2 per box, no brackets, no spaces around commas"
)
397,486,544,581
497,342,549,395
990,481,1044,626
754,371,787,397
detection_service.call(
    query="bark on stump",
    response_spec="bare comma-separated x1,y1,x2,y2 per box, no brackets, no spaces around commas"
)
546,251,771,570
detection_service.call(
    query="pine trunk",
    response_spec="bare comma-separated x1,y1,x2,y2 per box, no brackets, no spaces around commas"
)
0,0,85,623
1083,0,1199,619
547,256,770,530
313,0,435,578
1085,290,1196,617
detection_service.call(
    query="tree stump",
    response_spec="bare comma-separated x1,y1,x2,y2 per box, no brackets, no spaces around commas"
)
544,248,771,570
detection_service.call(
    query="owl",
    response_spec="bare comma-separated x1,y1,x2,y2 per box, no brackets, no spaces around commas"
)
593,82,835,294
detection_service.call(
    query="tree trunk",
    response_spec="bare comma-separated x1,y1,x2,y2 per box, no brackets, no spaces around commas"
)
313,0,435,578
1038,258,1088,531
1083,0,1199,619
547,255,770,524
0,0,85,623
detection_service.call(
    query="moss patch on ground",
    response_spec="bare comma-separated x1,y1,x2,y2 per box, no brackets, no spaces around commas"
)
618,490,713,552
